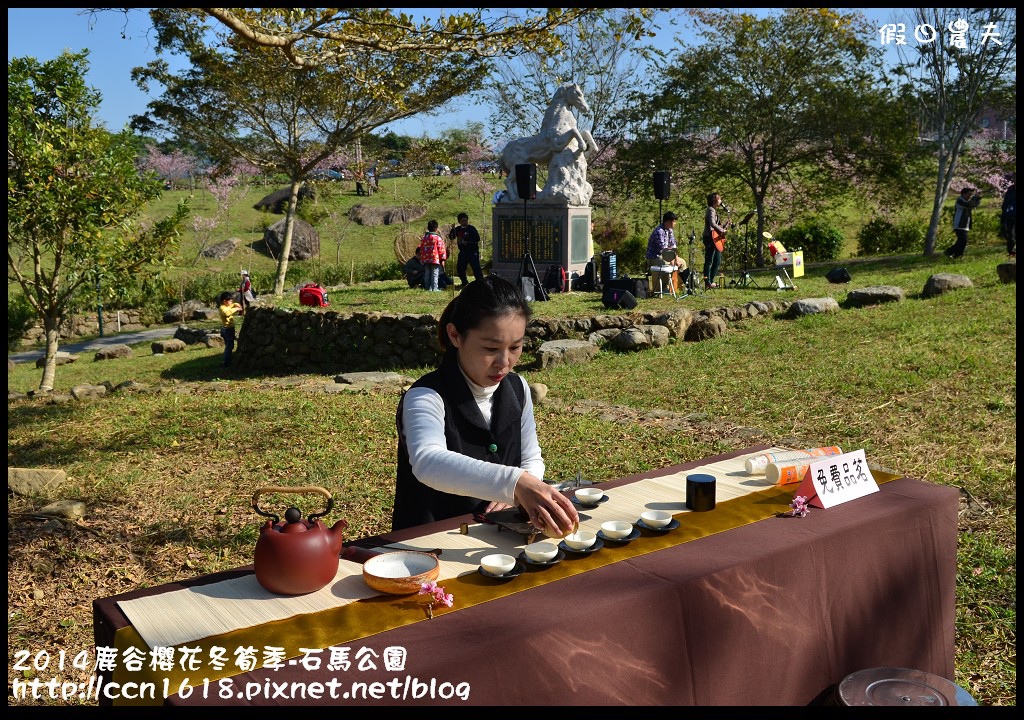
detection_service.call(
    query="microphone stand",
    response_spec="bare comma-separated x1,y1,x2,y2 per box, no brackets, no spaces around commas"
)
683,227,703,296
736,211,759,288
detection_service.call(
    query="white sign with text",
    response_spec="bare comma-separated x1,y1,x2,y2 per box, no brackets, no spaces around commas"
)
795,448,879,509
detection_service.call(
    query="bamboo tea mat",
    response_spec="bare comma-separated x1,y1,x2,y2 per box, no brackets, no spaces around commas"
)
118,447,789,649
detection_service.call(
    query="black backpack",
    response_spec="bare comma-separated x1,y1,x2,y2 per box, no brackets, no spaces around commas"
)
575,260,597,291
826,267,851,284
543,264,566,293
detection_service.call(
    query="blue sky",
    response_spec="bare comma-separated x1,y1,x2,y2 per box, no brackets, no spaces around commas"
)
8,8,918,140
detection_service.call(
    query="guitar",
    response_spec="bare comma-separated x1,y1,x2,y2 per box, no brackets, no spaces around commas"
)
712,220,732,252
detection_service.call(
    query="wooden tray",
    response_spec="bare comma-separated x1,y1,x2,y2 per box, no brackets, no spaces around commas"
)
483,508,544,544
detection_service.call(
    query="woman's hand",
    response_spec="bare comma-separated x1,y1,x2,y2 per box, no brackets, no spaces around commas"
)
513,472,579,537
480,500,513,514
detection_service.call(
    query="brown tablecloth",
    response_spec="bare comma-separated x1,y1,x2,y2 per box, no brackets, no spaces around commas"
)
93,448,957,706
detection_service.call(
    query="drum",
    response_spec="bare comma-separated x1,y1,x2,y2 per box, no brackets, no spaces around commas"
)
669,258,687,293
651,257,687,295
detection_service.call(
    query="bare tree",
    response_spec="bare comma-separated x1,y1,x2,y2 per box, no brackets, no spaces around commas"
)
477,8,666,162
892,8,1016,255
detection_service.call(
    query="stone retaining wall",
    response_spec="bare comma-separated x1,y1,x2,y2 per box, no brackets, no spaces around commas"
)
233,300,792,374
234,307,441,372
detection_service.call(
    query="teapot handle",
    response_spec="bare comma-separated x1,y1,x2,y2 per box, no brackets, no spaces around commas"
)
252,486,335,524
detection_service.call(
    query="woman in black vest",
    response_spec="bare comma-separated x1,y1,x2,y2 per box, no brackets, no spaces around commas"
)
393,275,578,536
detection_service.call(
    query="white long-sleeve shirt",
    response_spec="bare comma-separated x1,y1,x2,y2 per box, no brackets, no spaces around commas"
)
401,372,544,506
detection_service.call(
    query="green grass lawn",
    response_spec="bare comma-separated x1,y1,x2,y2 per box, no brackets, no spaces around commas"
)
146,175,510,281
7,238,1015,706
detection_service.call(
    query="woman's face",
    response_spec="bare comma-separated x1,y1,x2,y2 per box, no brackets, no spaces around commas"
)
447,312,527,387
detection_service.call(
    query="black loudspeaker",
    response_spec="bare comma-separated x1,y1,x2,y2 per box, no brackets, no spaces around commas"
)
653,171,671,200
601,287,637,310
600,251,617,284
515,163,537,199
605,277,648,300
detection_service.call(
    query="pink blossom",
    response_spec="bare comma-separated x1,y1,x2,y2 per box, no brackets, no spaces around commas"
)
789,495,810,518
418,581,454,617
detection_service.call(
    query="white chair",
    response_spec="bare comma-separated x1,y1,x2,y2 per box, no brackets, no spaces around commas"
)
650,250,684,298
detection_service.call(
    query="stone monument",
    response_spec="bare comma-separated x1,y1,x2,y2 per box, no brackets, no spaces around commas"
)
493,82,597,282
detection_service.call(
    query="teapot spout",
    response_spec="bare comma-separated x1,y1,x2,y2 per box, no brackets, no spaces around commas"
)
327,518,348,554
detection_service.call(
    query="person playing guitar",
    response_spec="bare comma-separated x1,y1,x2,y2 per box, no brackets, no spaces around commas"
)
712,217,732,252
703,193,731,289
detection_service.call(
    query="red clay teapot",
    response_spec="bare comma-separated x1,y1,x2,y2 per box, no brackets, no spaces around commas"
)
252,486,347,595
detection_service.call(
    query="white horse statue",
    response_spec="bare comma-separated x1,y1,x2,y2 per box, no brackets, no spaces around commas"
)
500,82,598,206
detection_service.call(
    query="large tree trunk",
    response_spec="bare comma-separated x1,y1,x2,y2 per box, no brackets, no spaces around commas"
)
924,142,961,256
38,316,61,393
272,180,301,295
754,194,767,267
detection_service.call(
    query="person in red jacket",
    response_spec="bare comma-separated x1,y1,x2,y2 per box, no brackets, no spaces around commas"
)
418,219,448,292
238,270,255,313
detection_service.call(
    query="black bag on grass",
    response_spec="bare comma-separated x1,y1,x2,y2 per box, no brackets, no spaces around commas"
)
826,267,851,284
543,264,567,293
574,260,597,291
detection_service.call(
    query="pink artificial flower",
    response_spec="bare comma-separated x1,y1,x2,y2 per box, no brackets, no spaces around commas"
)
419,582,454,618
789,495,810,518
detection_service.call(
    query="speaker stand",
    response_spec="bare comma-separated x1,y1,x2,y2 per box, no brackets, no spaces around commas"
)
518,251,548,302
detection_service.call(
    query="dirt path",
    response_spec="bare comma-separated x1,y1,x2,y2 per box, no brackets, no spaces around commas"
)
8,327,179,364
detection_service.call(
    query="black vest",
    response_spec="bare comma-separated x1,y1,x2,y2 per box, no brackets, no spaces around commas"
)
392,351,525,531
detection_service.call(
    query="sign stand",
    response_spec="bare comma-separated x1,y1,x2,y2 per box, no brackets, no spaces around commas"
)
794,449,880,509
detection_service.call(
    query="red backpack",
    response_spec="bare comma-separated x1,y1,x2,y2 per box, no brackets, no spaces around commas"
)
299,283,329,306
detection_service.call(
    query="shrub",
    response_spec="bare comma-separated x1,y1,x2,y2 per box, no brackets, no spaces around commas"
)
7,293,36,351
593,217,630,254
318,260,404,285
856,218,926,256
295,196,330,227
359,260,406,282
615,235,648,276
969,209,1001,245
772,218,845,262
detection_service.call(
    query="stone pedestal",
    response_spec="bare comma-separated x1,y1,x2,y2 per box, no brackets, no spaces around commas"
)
490,203,592,282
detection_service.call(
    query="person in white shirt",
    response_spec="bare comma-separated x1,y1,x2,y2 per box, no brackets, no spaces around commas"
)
392,275,578,535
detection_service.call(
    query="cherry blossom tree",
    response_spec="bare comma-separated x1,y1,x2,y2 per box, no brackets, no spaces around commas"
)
139,144,200,191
